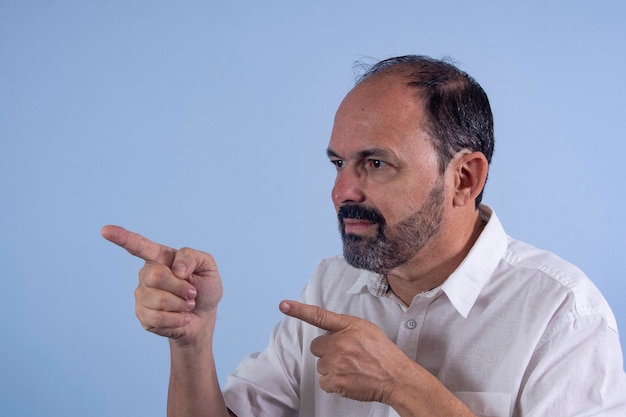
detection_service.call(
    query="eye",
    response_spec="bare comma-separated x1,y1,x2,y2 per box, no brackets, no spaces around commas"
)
330,159,344,169
367,159,386,169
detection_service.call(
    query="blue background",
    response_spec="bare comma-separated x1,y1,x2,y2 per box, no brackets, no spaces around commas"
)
1,1,625,415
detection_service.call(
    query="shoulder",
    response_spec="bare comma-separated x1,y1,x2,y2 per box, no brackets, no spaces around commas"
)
500,236,617,330
503,238,587,286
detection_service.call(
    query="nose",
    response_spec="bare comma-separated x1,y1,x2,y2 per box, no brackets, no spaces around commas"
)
331,166,366,207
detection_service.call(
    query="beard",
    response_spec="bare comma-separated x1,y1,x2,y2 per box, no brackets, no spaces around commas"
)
338,178,445,274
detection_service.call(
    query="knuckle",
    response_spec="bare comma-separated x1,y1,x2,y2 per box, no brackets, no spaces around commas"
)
139,309,164,332
310,336,324,356
140,264,162,286
313,307,328,328
316,359,326,374
179,247,216,267
177,247,194,256
135,304,150,327
150,310,166,329
134,287,147,310
136,302,164,328
135,299,188,336
318,376,335,394
156,292,169,310
176,247,200,264
177,279,190,297
204,252,216,265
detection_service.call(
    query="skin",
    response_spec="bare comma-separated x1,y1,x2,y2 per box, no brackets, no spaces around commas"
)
100,226,232,417
101,70,489,417
327,72,488,304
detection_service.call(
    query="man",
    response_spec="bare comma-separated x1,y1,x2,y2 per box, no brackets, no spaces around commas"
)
102,55,626,416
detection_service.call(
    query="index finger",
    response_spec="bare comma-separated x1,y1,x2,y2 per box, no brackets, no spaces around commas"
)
279,300,353,333
101,225,176,266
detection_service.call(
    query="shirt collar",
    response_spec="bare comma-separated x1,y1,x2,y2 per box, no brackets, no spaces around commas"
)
440,205,508,317
346,205,508,318
347,268,386,296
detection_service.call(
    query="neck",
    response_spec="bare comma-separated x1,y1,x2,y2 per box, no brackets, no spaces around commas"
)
386,210,485,306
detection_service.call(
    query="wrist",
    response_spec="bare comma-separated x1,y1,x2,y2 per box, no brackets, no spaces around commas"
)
388,363,476,417
170,309,218,350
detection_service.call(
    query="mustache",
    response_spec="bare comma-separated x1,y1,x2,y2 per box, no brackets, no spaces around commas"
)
338,205,386,226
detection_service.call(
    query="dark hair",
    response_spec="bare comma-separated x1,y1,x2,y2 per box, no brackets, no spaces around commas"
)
357,55,494,206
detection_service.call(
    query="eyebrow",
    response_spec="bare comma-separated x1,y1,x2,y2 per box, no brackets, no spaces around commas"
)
326,148,340,158
326,147,396,161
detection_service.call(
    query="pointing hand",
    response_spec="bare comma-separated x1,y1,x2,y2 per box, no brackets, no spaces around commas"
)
279,300,414,404
102,225,223,344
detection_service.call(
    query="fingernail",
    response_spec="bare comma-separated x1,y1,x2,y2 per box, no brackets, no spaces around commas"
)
279,301,291,313
183,314,191,324
187,299,195,311
172,263,186,275
187,288,197,300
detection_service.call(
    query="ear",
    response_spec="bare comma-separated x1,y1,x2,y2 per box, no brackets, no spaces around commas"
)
452,151,489,208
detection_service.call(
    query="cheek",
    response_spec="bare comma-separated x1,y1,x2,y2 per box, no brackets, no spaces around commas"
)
371,196,406,225
378,184,436,221
382,204,409,225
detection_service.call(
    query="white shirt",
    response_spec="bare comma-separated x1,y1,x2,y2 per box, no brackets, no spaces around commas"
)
223,206,626,417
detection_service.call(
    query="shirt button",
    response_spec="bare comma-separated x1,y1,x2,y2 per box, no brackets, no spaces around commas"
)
405,319,417,329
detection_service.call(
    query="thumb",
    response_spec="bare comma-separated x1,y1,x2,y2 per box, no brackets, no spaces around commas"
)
169,247,219,280
279,300,353,332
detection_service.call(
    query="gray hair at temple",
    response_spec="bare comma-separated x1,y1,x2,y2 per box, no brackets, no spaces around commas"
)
357,55,495,206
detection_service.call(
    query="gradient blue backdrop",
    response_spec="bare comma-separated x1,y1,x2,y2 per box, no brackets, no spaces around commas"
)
1,1,625,416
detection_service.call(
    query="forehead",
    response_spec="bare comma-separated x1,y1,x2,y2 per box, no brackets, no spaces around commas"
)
328,73,434,158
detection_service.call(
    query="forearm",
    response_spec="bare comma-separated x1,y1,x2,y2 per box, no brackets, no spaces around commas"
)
389,362,477,417
167,320,230,417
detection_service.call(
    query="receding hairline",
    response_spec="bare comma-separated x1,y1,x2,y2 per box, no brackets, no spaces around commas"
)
357,55,462,78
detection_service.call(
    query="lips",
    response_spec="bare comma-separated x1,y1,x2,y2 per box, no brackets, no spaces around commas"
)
342,218,377,234
338,205,385,236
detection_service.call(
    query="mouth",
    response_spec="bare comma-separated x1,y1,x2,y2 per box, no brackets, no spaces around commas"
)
338,204,385,237
342,218,378,235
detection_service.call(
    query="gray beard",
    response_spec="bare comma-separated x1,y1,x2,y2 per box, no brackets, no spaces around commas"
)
341,179,444,274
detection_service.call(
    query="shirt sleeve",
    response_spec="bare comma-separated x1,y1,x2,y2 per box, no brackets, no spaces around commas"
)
223,313,304,417
516,312,626,416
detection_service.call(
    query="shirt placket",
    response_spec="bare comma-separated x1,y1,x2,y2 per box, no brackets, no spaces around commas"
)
394,293,436,362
